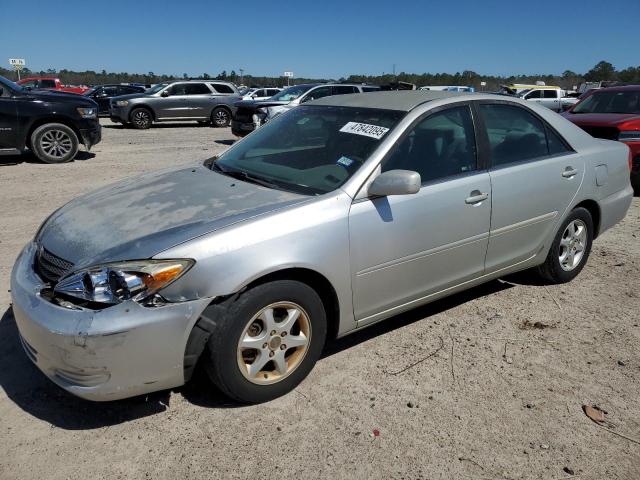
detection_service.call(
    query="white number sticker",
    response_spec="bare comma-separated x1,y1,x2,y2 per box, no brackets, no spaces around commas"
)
339,122,389,140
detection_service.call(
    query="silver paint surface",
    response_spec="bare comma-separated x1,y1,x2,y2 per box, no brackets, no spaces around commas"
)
11,92,634,401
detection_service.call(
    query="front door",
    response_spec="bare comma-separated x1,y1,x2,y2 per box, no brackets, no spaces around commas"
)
476,102,583,272
0,87,18,149
349,104,492,324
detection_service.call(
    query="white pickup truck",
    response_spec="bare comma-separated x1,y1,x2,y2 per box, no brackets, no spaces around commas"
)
519,88,578,112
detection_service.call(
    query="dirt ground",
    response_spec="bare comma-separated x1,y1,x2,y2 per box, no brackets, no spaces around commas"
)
1,120,639,480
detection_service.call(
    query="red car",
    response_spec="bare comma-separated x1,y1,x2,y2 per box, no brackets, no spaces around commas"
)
562,85,640,192
17,76,90,94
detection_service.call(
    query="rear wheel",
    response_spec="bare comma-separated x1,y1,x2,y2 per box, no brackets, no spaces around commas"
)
31,123,79,164
536,207,593,283
203,280,327,403
130,107,153,129
211,107,231,127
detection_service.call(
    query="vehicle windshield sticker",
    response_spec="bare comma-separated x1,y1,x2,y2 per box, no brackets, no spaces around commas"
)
336,156,355,168
339,122,389,140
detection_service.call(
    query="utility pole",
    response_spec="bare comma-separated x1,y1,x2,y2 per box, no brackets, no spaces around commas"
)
393,64,396,77
239,68,244,85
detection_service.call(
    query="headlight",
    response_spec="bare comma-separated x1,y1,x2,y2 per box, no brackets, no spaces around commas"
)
115,100,129,107
76,107,97,119
618,131,640,142
54,259,194,305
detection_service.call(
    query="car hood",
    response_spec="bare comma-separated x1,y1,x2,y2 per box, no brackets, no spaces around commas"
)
26,89,97,106
37,164,308,269
562,112,640,126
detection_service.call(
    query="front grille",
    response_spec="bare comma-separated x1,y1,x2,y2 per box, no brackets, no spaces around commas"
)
35,247,74,284
579,125,620,141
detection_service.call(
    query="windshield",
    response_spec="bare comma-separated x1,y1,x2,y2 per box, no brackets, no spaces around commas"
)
82,87,97,96
269,85,315,102
572,90,640,114
517,89,532,98
146,83,169,95
238,87,251,96
0,75,22,92
214,106,405,195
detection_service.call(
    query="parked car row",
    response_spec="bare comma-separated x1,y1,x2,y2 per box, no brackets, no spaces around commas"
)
231,83,381,137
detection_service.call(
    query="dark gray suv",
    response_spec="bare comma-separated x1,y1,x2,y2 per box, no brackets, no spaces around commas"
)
109,80,240,129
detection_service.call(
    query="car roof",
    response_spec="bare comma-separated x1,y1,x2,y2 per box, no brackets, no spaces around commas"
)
591,85,640,93
310,90,469,111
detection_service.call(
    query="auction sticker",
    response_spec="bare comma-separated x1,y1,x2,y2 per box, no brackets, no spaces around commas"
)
339,122,389,140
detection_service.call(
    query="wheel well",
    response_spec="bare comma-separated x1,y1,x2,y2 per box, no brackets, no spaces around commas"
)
129,105,155,121
182,267,341,382
245,268,341,340
574,199,601,238
26,117,82,149
211,105,231,116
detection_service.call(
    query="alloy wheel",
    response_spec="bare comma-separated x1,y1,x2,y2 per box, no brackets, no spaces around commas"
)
39,129,73,159
213,109,229,127
559,219,588,271
133,110,151,128
237,302,312,385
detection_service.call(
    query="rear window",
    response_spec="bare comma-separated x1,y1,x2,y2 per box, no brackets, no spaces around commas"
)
40,79,57,89
211,83,235,94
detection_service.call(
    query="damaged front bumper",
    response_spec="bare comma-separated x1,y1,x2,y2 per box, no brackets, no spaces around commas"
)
10,243,212,401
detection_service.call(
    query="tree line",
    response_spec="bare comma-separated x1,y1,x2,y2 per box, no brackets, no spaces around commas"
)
1,61,638,90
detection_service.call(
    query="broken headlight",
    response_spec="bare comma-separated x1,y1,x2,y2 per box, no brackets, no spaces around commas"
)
54,259,194,305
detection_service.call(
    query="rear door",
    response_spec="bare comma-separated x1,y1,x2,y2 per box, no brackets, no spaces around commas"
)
476,101,582,272
349,103,491,323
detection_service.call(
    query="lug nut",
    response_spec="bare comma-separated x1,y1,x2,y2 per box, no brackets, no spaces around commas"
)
269,351,275,357
270,330,276,336
262,343,268,349
280,344,287,350
281,332,287,337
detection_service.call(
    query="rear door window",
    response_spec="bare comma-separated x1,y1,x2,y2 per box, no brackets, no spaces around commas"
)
543,90,558,99
184,83,212,95
479,104,554,166
40,79,57,89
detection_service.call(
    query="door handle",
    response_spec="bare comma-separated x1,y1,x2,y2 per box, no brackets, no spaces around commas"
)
562,167,578,178
465,191,489,205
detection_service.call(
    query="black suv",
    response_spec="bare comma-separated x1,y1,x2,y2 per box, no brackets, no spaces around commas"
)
0,75,101,164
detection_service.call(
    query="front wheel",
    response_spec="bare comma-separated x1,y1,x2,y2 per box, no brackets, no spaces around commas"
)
31,123,79,164
203,280,327,403
536,207,593,283
130,107,153,129
211,107,231,128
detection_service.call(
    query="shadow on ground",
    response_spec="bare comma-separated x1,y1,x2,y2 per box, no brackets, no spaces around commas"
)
0,151,95,166
0,279,513,428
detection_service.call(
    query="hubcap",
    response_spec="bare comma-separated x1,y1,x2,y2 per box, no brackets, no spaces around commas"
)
237,302,311,385
559,219,587,271
40,130,72,158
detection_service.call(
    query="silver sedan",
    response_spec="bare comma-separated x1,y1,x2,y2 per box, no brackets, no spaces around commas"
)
11,91,633,403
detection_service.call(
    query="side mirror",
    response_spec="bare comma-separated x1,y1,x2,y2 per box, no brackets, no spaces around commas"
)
368,170,421,197
161,90,170,97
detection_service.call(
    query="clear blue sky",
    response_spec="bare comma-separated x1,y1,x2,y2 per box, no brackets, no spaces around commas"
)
1,0,638,78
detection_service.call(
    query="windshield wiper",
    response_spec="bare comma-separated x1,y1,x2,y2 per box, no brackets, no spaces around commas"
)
210,162,283,190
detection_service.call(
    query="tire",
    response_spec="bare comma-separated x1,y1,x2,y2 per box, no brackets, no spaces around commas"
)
203,280,327,403
536,207,593,284
130,107,153,129
211,107,231,128
30,123,79,164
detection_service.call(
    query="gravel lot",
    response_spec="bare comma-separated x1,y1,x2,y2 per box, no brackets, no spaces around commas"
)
1,120,639,480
